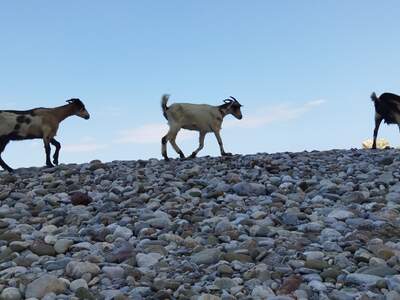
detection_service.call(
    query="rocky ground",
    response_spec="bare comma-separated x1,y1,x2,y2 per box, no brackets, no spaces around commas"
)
1,149,400,300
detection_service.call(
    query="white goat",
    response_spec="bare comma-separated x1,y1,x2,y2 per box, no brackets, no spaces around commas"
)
161,94,243,160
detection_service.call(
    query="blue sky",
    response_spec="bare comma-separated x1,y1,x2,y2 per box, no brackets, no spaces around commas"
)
1,1,400,168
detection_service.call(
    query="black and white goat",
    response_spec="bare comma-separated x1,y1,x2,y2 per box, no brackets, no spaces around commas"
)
0,99,90,172
161,94,243,160
371,92,400,149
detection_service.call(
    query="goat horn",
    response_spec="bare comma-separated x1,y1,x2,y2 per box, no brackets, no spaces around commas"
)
224,99,233,103
230,96,238,102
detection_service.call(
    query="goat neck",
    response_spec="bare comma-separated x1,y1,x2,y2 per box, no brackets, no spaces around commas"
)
218,104,232,118
52,103,78,122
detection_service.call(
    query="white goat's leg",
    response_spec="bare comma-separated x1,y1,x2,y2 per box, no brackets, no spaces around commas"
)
214,130,232,156
190,131,206,158
169,129,185,159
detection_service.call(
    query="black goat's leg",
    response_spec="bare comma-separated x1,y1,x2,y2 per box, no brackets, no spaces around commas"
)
43,138,54,167
50,138,61,165
0,139,13,172
372,115,383,149
161,135,169,161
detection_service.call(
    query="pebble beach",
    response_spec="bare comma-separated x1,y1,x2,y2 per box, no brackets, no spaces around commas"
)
1,149,400,300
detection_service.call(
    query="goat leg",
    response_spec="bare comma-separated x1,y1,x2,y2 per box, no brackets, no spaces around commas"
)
0,157,14,173
0,140,13,172
221,152,233,156
50,138,61,165
372,116,383,149
168,131,185,159
161,135,170,161
190,132,206,158
214,131,233,157
44,140,54,168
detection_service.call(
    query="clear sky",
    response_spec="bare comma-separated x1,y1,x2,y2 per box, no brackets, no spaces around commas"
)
1,1,400,168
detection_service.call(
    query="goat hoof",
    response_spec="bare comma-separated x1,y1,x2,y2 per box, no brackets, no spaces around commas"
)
53,160,59,166
222,152,233,156
189,153,197,159
164,157,170,162
46,163,55,168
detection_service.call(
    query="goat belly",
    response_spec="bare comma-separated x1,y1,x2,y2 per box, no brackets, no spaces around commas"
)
379,109,400,124
377,100,400,124
183,124,200,130
0,112,18,136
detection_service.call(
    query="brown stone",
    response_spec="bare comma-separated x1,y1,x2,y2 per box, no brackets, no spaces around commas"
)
277,275,302,295
70,192,93,206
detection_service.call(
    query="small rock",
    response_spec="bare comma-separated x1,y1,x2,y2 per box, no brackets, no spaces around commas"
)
214,277,237,290
70,279,88,292
54,239,73,254
102,266,125,279
0,287,21,300
75,287,96,300
136,253,162,268
113,226,133,240
66,261,100,279
327,209,354,220
233,182,266,196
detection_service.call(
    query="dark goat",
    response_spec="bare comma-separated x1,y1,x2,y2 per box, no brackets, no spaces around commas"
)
371,92,400,149
0,99,90,172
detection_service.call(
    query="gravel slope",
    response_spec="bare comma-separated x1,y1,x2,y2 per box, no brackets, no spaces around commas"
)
1,149,400,300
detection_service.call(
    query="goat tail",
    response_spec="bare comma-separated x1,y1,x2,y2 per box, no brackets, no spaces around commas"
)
161,94,170,120
371,92,379,102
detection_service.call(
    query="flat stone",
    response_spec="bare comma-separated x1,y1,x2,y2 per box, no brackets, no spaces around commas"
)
25,275,66,299
214,277,237,290
345,273,382,286
102,266,125,279
328,209,354,220
190,248,222,265
136,253,162,268
54,239,74,254
66,261,100,279
304,259,329,270
361,266,397,277
233,182,266,196
9,241,30,252
30,241,56,256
